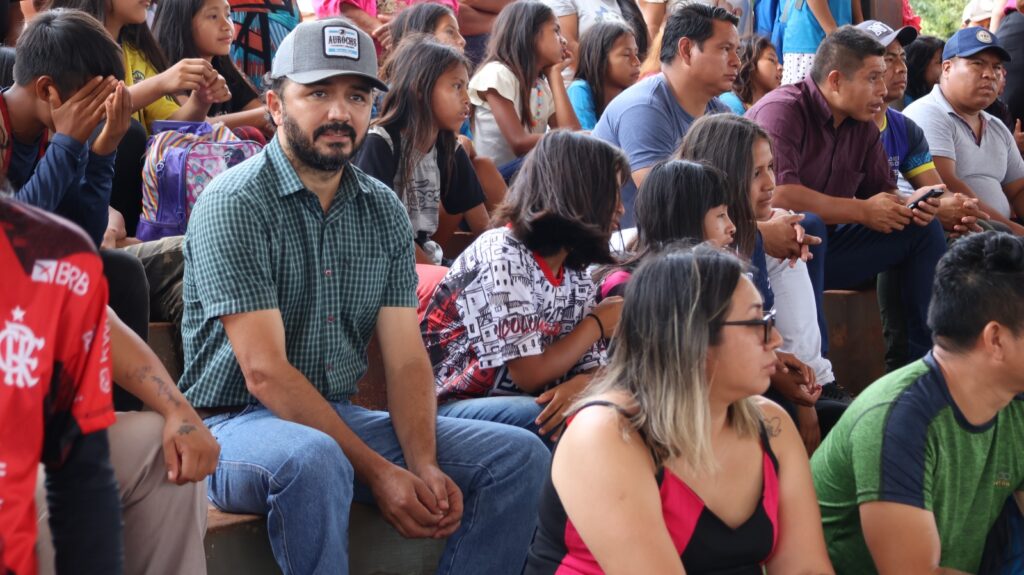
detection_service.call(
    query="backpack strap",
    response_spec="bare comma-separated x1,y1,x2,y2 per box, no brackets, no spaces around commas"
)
780,0,805,24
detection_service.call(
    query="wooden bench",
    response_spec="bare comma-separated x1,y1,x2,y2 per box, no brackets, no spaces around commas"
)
822,288,886,396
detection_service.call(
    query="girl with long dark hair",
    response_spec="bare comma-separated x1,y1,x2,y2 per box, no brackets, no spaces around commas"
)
51,0,231,133
903,35,945,107
356,38,489,264
719,34,782,115
595,159,735,299
568,21,640,130
153,0,269,134
680,114,847,454
468,2,580,170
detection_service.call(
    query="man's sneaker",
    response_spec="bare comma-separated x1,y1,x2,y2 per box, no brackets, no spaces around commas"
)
820,382,853,404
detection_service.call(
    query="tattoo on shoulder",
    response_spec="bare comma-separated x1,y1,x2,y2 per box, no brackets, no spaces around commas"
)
766,416,782,438
177,423,197,436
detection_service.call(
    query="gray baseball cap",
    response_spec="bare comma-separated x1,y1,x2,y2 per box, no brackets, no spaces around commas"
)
270,18,388,91
855,20,918,48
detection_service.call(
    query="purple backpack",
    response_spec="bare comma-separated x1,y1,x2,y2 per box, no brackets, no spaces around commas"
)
136,121,262,241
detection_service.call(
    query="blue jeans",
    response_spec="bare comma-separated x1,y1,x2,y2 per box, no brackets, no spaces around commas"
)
203,402,550,575
801,212,829,356
821,219,946,360
438,396,554,449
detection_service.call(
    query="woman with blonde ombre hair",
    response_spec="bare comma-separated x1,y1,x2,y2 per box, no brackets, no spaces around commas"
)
526,245,834,575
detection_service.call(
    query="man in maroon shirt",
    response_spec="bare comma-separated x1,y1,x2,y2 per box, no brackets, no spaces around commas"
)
746,26,947,362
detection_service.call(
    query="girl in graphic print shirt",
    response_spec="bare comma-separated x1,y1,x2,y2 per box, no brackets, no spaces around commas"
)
421,131,624,448
526,246,835,575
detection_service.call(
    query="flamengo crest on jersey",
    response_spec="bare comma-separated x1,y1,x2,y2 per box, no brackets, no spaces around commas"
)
0,306,45,388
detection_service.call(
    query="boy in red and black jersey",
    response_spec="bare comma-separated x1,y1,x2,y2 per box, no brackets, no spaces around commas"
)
0,195,122,575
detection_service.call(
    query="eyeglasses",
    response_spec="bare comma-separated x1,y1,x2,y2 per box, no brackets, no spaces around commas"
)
716,309,777,344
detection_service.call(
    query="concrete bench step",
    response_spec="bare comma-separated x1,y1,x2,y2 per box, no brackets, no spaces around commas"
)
205,504,446,575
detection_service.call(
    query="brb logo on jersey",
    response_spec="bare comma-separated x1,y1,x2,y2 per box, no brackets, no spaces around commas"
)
0,307,45,388
31,259,90,296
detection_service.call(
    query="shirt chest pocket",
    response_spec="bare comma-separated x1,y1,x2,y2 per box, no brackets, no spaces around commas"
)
332,255,389,331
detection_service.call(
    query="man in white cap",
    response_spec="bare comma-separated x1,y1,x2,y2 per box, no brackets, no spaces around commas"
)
178,17,550,574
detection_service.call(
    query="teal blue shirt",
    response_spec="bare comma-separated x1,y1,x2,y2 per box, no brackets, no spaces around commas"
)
568,79,599,131
179,137,418,408
782,0,853,54
718,91,746,115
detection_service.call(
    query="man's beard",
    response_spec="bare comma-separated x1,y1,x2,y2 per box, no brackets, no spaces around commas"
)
282,110,362,173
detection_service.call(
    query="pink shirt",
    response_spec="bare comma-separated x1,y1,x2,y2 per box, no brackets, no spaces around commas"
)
315,0,458,22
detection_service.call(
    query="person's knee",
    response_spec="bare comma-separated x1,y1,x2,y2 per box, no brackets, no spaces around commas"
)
276,432,353,497
801,211,827,237
501,428,550,488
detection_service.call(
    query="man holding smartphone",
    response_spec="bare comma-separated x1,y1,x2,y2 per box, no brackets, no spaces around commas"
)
747,26,947,364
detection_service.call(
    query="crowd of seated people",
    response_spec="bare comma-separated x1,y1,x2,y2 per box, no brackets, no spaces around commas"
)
2,1,1024,574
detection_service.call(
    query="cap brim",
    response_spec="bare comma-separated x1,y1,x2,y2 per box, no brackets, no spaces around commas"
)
958,45,1012,61
893,26,918,46
283,69,389,92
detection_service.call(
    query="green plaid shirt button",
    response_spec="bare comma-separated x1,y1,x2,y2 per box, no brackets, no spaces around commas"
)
179,137,417,408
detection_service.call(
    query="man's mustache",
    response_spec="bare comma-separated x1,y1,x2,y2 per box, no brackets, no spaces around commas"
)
314,123,357,141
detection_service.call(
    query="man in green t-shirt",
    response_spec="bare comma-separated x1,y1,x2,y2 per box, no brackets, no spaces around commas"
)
811,231,1024,574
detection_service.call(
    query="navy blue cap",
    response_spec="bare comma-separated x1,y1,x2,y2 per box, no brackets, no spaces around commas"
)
942,26,1011,62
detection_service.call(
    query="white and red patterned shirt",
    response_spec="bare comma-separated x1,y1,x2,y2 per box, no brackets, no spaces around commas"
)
422,228,605,402
0,198,113,575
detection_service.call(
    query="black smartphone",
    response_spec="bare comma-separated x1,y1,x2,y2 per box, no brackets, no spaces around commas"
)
908,188,944,211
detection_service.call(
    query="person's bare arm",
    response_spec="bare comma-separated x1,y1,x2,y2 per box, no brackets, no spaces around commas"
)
933,156,1024,235
222,308,446,537
377,306,464,537
638,0,666,45
339,2,384,36
456,4,497,36
908,168,987,235
208,101,270,134
1003,177,1024,226
773,184,914,233
126,59,213,114
758,400,835,574
631,166,653,189
851,0,864,24
108,308,219,484
505,297,621,392
546,64,582,131
806,0,839,34
553,405,685,575
459,0,511,15
483,90,544,156
462,204,491,233
860,501,971,574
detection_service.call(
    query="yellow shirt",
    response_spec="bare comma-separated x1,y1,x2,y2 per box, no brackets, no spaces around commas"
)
123,43,179,134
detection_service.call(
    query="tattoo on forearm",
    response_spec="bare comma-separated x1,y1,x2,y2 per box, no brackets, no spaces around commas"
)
177,423,196,436
132,365,182,409
767,416,782,438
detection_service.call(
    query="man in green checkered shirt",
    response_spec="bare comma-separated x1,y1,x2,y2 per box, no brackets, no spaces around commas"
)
179,18,549,575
